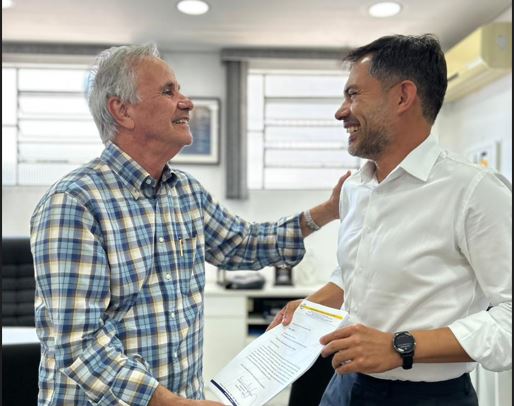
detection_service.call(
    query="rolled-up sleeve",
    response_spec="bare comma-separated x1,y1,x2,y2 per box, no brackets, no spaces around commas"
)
448,172,512,371
31,192,159,405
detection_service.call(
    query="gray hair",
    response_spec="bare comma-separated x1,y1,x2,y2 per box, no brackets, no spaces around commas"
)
86,43,160,143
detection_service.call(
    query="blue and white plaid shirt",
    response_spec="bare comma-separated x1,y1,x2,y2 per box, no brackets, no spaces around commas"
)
30,142,306,405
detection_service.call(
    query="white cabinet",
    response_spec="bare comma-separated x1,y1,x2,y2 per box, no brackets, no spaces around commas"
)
202,283,322,384
203,295,247,382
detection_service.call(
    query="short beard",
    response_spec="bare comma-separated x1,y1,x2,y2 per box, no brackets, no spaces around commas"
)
349,127,390,161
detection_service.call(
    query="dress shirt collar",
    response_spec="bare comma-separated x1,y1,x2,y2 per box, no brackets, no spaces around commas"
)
101,141,177,199
358,133,442,184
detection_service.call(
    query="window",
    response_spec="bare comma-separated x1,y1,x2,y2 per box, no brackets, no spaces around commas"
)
247,69,361,190
2,65,103,186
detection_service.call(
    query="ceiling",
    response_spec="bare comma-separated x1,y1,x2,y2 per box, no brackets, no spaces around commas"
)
2,0,512,53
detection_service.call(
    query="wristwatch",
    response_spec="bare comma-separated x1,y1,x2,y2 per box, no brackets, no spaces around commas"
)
393,331,416,370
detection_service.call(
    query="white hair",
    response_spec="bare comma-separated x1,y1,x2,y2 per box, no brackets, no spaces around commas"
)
86,43,160,143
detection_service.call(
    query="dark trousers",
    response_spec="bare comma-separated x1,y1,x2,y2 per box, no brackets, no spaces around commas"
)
319,372,478,406
288,355,335,406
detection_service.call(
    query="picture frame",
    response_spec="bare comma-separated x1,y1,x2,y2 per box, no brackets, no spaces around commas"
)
466,141,500,170
174,97,220,164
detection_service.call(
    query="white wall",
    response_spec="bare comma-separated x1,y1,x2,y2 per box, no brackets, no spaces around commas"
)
1,49,341,285
3,33,511,286
436,73,512,182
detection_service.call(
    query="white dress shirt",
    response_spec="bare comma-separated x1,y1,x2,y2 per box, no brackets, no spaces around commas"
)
330,133,512,382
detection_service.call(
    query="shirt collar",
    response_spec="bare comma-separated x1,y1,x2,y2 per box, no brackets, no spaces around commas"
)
357,133,442,184
101,142,177,199
397,133,442,182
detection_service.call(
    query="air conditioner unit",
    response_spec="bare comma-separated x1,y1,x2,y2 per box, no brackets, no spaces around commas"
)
445,22,511,102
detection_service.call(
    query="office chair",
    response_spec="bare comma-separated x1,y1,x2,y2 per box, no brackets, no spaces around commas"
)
2,237,36,326
2,342,40,405
2,237,40,405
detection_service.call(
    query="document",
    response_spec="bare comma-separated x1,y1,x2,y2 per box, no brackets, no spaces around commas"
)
209,300,350,406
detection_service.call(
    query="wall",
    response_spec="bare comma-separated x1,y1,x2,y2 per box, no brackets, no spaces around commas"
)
3,37,511,286
1,49,341,285
436,73,512,182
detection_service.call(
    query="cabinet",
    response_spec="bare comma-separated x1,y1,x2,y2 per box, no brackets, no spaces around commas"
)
203,282,322,383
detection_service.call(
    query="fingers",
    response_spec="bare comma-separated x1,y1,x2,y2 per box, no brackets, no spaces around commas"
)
335,170,351,189
281,303,295,325
266,309,285,331
340,170,351,183
331,348,353,369
320,325,352,345
266,300,303,331
321,335,350,358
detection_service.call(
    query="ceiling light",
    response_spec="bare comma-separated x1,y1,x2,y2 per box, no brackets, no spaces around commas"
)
2,0,14,9
368,2,402,18
177,0,209,15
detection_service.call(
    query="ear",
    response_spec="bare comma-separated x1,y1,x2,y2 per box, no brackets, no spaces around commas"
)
395,80,418,114
107,96,135,130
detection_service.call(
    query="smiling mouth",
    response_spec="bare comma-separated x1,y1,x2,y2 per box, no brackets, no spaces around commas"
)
172,118,190,125
346,126,360,134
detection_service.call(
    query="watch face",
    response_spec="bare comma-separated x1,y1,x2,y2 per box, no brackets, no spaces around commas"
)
395,333,414,353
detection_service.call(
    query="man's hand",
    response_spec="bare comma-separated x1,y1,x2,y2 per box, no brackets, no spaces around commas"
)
325,170,351,221
301,171,351,237
320,323,402,375
266,299,303,331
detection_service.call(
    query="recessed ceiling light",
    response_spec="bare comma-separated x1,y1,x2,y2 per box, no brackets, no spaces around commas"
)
368,2,402,18
2,0,14,9
177,0,209,15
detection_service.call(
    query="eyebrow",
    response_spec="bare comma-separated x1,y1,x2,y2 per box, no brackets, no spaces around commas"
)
161,81,181,91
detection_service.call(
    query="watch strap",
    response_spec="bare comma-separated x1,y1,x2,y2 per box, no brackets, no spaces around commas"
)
303,209,320,231
402,353,413,369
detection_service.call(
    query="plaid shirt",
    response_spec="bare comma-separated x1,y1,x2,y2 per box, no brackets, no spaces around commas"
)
30,142,305,405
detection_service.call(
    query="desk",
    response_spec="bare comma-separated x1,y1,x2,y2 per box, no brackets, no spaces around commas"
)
2,327,39,345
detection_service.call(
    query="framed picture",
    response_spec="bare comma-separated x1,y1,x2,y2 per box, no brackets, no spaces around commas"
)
466,141,500,170
174,97,220,164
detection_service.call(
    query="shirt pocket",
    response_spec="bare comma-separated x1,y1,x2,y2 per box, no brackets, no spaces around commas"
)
176,230,203,295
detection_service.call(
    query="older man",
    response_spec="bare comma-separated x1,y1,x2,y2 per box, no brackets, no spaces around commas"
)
30,44,349,406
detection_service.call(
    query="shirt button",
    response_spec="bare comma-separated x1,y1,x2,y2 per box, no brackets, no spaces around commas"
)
174,352,178,358
171,312,175,318
145,178,152,184
158,237,165,243
165,273,172,280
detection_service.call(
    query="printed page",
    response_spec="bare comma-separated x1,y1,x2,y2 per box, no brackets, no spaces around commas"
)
209,300,350,406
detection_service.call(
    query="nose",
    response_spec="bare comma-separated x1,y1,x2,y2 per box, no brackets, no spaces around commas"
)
335,100,349,121
178,95,194,111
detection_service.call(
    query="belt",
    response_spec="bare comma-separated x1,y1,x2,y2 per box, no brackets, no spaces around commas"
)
355,373,474,396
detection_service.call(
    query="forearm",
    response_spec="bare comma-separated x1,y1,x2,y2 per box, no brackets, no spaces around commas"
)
300,202,339,237
307,282,345,309
300,171,351,237
412,327,473,363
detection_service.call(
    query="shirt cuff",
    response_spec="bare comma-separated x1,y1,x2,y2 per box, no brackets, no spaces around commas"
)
329,266,344,289
104,366,160,406
276,214,306,266
448,309,512,372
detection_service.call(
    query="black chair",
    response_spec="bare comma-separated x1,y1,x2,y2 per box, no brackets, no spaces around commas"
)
288,355,335,406
2,237,36,326
2,343,40,405
2,237,40,405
